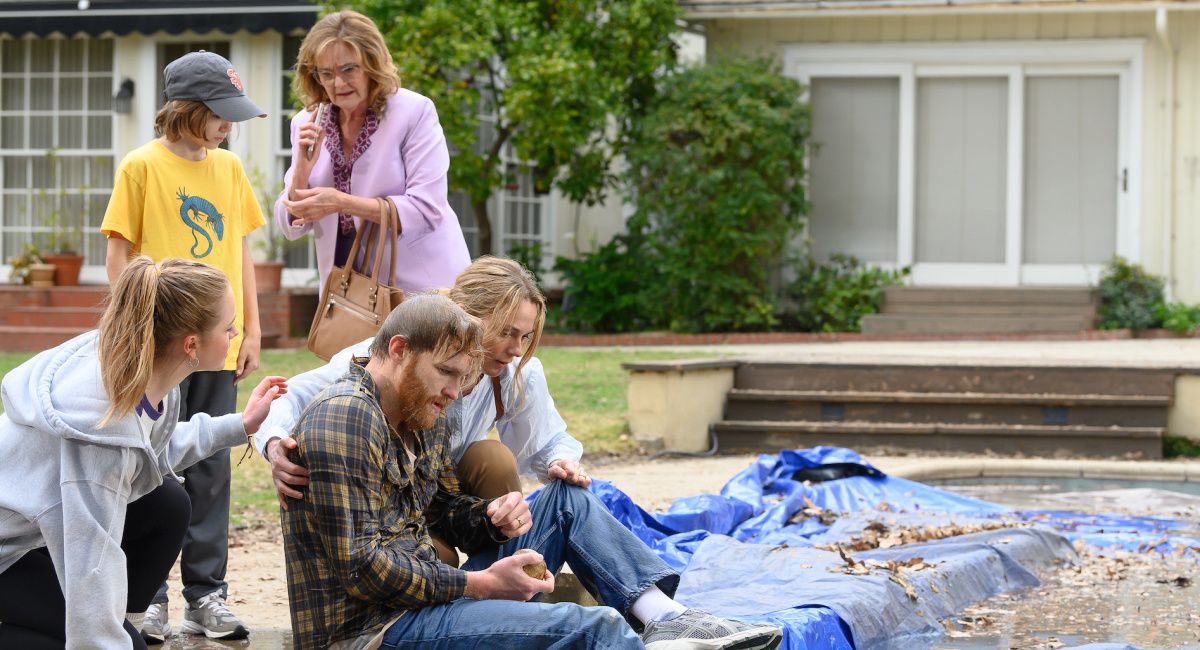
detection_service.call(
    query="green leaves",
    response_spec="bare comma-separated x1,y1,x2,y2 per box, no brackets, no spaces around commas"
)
1096,256,1166,331
556,58,813,333
349,0,680,253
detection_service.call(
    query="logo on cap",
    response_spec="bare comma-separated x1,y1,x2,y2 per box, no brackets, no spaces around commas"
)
227,69,244,92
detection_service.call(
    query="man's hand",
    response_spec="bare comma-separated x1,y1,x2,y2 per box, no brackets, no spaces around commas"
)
547,459,591,488
465,555,555,601
267,436,310,509
486,491,532,539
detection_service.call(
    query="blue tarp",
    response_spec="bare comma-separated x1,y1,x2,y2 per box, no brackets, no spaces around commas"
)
581,447,1198,649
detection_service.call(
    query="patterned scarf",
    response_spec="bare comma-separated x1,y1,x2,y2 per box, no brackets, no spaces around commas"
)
323,105,380,234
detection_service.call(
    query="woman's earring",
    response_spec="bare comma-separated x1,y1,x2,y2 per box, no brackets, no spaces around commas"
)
188,356,200,369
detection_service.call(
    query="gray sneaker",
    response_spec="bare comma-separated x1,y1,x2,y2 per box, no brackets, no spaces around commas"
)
642,608,782,650
181,592,249,640
139,602,171,645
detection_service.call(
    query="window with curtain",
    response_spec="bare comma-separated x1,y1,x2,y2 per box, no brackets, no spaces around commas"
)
0,36,115,264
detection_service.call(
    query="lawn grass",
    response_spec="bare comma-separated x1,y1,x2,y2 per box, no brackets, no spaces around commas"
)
0,346,719,525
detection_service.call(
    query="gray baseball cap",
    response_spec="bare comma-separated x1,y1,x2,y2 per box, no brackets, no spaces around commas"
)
164,51,266,122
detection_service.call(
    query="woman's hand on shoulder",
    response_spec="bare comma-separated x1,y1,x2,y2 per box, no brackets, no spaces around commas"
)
241,376,288,435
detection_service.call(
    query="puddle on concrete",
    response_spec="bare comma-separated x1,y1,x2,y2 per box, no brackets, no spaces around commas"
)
160,628,290,649
929,477,1200,649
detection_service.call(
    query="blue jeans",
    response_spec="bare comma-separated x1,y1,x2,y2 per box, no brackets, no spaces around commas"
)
381,481,679,649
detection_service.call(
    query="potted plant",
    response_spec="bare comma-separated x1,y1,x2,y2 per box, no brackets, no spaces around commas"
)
253,228,291,294
42,190,86,286
8,243,55,286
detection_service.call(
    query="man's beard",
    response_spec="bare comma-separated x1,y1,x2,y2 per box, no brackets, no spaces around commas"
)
395,361,442,431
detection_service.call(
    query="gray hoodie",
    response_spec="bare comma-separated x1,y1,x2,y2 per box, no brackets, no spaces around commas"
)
0,331,246,649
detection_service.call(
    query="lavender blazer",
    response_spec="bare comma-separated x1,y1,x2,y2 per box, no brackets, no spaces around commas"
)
275,89,470,292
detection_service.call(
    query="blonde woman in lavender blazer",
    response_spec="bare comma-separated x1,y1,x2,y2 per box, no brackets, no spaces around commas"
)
276,10,470,293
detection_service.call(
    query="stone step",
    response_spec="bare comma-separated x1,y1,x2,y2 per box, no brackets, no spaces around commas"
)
734,362,1177,397
5,306,103,329
860,313,1092,335
879,303,1097,317
713,419,1163,459
882,286,1097,306
724,388,1170,428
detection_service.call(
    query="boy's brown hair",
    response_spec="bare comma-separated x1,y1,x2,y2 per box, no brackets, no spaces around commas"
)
154,99,214,142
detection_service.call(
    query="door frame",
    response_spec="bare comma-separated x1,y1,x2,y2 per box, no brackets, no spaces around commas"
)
787,39,1144,286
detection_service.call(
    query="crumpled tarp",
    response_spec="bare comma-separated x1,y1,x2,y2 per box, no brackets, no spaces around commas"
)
583,447,1195,649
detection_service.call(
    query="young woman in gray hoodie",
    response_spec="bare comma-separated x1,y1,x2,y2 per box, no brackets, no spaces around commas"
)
0,256,286,650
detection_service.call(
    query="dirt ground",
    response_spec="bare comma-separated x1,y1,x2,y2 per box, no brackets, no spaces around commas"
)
153,452,1200,649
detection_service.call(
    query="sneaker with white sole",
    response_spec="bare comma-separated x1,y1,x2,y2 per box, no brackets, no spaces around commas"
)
642,608,782,650
139,602,171,645
181,592,249,640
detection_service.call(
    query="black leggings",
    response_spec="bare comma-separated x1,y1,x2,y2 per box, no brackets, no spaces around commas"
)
0,478,191,649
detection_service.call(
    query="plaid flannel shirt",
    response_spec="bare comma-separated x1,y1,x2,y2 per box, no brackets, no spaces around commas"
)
282,359,506,650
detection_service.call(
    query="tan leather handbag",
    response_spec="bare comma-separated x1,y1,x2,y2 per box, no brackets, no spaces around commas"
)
306,198,405,361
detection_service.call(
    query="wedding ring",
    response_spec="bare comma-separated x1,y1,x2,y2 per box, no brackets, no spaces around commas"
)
516,517,523,527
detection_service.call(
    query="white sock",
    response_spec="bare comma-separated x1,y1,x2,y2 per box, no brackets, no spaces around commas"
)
629,586,688,625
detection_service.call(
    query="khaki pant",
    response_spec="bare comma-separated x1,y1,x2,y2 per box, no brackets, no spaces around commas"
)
431,440,521,566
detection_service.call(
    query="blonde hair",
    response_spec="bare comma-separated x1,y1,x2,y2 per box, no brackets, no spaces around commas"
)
448,256,547,411
293,10,399,115
97,257,229,426
154,100,215,142
370,292,483,369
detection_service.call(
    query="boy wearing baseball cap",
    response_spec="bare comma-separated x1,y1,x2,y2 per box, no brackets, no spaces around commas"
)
100,50,267,644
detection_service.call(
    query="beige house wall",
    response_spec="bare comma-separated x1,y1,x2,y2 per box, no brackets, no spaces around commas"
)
700,10,1200,302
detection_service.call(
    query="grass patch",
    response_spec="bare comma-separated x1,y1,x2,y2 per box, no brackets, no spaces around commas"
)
0,346,719,525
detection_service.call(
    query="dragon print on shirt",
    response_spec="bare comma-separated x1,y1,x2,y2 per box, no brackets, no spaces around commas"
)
176,187,226,258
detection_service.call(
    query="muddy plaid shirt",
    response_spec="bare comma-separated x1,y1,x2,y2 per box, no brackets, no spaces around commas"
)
282,360,506,650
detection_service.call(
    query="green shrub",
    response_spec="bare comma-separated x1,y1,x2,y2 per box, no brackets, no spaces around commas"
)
553,226,660,333
1156,301,1200,334
1096,257,1164,331
781,253,909,332
619,57,811,332
1163,435,1200,458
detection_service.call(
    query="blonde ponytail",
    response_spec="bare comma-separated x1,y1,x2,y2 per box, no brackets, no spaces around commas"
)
448,256,546,411
97,256,228,426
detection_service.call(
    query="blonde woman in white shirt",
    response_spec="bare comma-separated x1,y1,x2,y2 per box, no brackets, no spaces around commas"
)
255,256,588,564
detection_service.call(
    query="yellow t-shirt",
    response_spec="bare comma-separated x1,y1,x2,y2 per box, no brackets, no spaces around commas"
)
101,140,265,370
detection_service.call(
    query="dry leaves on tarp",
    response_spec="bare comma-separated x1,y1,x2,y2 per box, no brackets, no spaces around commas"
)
787,496,839,526
819,519,1025,553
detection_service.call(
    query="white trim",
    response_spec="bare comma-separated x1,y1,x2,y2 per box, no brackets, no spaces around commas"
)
685,2,1189,20
784,40,1146,68
1004,67,1024,285
896,69,914,267
1021,264,1103,286
909,263,1015,286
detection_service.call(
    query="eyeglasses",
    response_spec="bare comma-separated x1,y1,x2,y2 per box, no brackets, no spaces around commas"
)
311,63,362,84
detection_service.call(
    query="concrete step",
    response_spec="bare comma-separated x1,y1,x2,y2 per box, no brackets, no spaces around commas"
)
724,388,1169,428
0,325,90,351
713,419,1163,459
734,362,1177,397
879,303,1097,317
882,286,1097,306
5,306,104,328
860,313,1092,334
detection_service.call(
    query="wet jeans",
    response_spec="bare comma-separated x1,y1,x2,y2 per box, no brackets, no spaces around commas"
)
380,481,679,649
